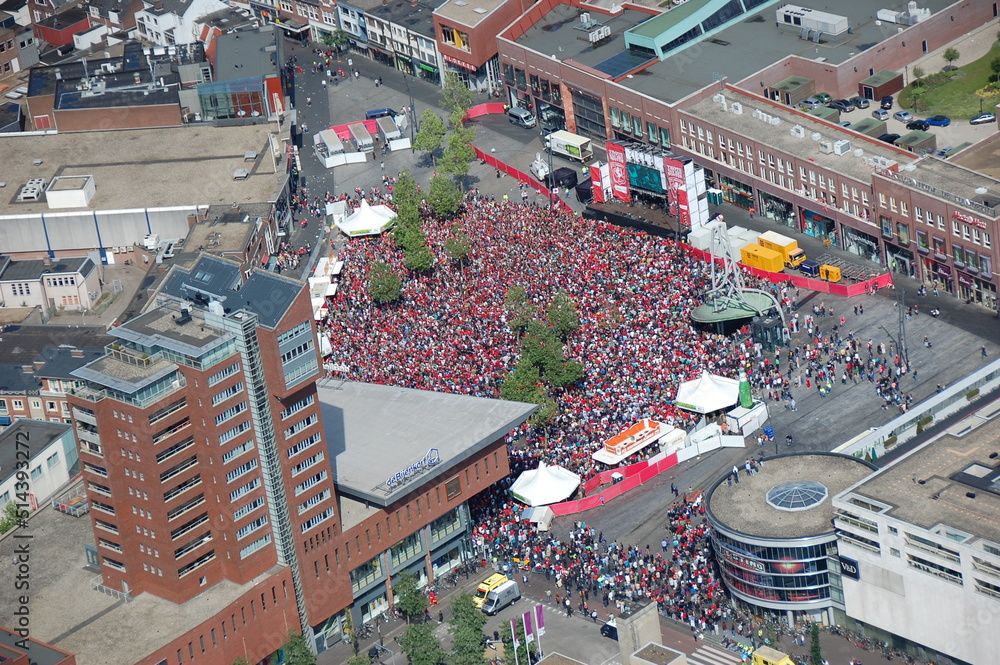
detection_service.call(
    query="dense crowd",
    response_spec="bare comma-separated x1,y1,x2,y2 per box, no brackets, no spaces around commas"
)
322,199,783,480
468,479,729,631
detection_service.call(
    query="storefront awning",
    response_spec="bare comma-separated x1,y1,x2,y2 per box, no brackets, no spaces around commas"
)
416,62,438,73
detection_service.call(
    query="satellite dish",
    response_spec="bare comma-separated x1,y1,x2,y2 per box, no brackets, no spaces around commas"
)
975,187,988,195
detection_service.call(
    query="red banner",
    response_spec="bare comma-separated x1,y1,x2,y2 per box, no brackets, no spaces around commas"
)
665,157,687,226
606,142,630,203
590,163,605,203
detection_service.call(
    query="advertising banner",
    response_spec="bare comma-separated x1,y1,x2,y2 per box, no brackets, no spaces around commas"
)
590,163,605,203
606,142,631,203
664,157,688,226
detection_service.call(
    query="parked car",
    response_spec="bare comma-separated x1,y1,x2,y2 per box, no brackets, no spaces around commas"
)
872,108,890,121
906,119,930,131
925,115,952,127
839,121,852,128
970,112,997,125
936,146,955,158
878,133,901,144
814,92,833,103
892,110,913,122
880,96,894,109
829,99,854,112
850,96,871,109
600,618,618,640
798,97,824,109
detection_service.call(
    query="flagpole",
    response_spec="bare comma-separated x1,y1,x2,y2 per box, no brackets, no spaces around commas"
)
511,619,520,665
534,606,543,659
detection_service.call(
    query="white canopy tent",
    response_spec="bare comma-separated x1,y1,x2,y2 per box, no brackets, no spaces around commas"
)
335,200,397,237
510,463,581,506
520,506,555,531
674,371,740,414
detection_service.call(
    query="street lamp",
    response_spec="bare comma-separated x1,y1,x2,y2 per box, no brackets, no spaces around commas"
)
402,74,417,142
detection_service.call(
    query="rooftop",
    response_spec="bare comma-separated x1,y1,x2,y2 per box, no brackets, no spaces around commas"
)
0,326,111,395
0,502,284,665
511,0,959,104
434,0,507,29
175,203,274,267
0,419,71,484
707,453,875,539
342,0,439,38
73,353,179,391
157,254,306,329
840,406,1000,545
214,26,282,81
685,87,915,183
197,7,259,31
893,157,1000,220
0,627,75,665
0,123,284,215
0,256,94,282
317,381,536,507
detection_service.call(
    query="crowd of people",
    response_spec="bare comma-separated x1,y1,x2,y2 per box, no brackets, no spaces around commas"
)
468,480,732,634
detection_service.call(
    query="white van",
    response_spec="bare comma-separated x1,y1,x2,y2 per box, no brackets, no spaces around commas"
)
507,107,536,129
482,580,520,615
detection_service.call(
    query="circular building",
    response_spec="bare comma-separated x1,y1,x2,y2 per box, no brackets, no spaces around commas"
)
705,453,875,625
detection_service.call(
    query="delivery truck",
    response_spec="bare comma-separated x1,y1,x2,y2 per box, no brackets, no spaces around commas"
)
473,573,509,609
739,244,784,273
756,230,806,268
544,130,594,162
481,580,521,615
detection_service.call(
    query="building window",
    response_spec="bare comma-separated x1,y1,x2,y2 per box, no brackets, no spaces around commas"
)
390,532,422,567
445,477,461,499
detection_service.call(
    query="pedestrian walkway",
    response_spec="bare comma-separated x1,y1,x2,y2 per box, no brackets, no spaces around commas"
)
689,644,742,665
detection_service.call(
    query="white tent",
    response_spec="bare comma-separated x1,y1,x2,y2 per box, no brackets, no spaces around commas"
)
520,505,555,531
510,463,581,506
674,371,740,414
335,200,398,237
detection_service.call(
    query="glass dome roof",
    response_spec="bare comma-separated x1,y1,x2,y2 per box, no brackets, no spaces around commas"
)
765,481,829,511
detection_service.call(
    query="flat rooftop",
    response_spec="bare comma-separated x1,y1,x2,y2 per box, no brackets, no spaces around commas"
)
317,381,535,506
841,408,1000,545
0,124,284,214
0,503,284,665
512,0,959,104
685,87,915,183
434,0,506,28
112,307,229,354
175,203,274,267
344,0,439,40
0,419,70,484
895,157,1000,220
708,453,875,539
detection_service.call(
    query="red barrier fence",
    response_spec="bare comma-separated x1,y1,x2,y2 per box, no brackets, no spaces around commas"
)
684,246,893,296
472,147,575,215
466,103,507,119
548,453,680,516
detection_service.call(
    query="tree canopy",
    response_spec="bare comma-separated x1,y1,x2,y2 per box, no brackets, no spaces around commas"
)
399,624,446,665
413,111,447,166
439,124,477,181
393,571,428,623
368,261,403,304
449,593,488,665
428,175,464,218
281,632,316,665
441,72,476,125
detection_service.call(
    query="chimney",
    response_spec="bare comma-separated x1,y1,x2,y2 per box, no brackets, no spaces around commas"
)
71,349,85,358
34,360,46,370
22,364,35,374
43,256,52,266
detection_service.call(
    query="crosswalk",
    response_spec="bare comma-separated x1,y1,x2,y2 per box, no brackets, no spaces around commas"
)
688,644,744,665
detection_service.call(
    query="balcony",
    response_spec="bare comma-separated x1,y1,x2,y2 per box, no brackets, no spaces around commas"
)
78,427,101,446
73,407,97,426
152,418,191,446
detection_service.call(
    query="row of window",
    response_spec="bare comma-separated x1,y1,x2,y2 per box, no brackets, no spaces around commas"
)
212,382,244,406
45,276,77,287
503,65,563,105
288,432,322,458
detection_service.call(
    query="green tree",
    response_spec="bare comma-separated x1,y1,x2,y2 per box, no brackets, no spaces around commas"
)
444,230,472,265
428,175,464,218
346,655,371,665
449,593,488,665
393,169,420,208
368,261,403,304
413,111,447,166
544,358,585,388
943,47,960,68
0,500,25,535
504,286,534,331
546,289,580,340
400,623,446,665
500,360,545,404
230,658,250,665
500,617,539,665
281,631,316,665
322,29,348,50
404,243,435,272
991,57,1000,82
441,72,476,126
911,65,925,87
393,572,428,623
809,623,823,665
439,124,477,184
529,392,558,426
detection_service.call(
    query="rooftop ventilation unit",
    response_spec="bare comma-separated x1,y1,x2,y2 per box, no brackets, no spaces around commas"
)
818,140,834,154
854,148,864,157
833,139,851,155
769,116,780,125
810,132,822,141
790,125,805,138
730,102,743,115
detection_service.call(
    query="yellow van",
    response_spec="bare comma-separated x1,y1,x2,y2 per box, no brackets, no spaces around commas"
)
473,573,509,608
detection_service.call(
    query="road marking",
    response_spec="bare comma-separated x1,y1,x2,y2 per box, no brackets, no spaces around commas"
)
688,644,742,665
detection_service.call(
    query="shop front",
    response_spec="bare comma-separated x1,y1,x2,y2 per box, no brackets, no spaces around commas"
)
842,225,881,264
928,261,955,294
885,241,915,278
368,44,396,68
758,190,796,229
957,271,998,309
395,52,414,75
415,59,441,85
801,208,838,246
719,175,754,209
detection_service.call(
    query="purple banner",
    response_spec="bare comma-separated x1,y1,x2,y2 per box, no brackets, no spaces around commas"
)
523,611,534,642
534,604,545,636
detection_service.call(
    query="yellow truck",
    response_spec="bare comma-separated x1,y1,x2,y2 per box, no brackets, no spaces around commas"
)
757,230,806,268
739,244,784,273
473,573,509,609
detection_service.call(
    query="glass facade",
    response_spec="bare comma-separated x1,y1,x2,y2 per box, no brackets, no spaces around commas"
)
713,531,842,605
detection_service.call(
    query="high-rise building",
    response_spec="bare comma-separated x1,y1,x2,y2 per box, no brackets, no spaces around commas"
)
67,255,333,636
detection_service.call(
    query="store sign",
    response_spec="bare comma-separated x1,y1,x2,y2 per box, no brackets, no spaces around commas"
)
952,211,987,229
839,555,860,580
937,263,953,278
720,548,766,572
385,448,441,488
443,54,477,72
606,141,631,203
957,272,975,287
